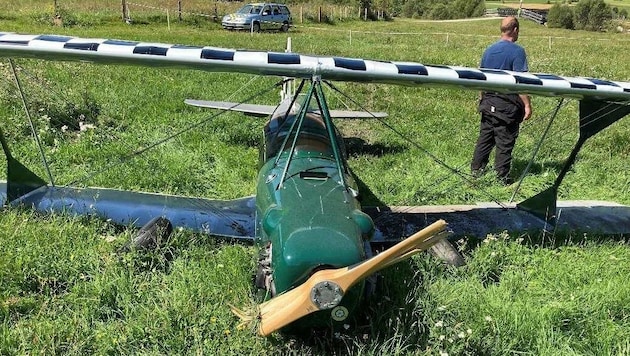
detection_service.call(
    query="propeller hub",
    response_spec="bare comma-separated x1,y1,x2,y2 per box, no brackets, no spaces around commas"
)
310,281,344,310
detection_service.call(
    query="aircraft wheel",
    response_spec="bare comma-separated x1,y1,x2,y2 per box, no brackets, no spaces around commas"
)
429,239,466,267
130,216,173,250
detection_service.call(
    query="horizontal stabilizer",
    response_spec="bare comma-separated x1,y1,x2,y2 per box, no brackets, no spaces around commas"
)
185,100,276,117
185,99,387,119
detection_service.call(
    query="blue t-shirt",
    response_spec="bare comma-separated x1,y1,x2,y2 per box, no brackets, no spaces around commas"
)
480,40,528,72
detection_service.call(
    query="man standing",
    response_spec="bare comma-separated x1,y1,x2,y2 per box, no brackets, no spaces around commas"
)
471,16,532,185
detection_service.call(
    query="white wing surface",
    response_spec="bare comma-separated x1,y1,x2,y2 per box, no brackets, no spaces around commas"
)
0,32,629,101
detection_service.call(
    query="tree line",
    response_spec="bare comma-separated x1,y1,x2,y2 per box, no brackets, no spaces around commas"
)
344,0,485,20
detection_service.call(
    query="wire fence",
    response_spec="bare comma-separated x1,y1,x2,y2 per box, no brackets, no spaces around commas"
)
121,1,362,24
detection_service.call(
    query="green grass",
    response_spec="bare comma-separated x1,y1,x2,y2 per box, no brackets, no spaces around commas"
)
1,6,630,355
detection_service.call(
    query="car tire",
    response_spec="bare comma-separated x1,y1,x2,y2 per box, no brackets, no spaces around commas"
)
280,22,289,32
252,22,260,32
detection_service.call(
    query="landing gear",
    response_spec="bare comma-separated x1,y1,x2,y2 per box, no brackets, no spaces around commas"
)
254,242,275,298
429,239,465,267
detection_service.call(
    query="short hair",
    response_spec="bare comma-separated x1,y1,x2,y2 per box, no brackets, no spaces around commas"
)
501,17,519,34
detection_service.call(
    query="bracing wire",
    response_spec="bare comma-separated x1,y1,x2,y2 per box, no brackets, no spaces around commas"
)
324,80,509,208
68,79,287,186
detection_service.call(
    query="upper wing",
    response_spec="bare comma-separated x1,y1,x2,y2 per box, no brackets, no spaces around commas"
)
185,99,388,118
1,32,629,102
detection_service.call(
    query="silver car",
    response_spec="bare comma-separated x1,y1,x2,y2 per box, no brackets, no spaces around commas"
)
222,3,292,32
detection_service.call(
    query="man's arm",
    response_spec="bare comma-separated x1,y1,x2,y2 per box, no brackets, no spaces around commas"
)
520,94,532,121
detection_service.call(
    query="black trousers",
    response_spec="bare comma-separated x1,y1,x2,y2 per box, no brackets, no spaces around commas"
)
471,113,520,178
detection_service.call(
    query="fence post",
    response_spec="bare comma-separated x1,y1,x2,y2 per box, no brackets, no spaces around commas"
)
319,6,322,22
300,6,303,23
178,0,182,22
121,0,127,22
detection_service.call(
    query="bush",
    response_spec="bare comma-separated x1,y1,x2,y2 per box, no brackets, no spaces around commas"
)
547,3,575,29
453,0,485,18
573,0,612,31
427,3,453,20
400,0,484,20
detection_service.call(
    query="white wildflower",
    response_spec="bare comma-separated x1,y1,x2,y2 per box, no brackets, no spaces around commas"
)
467,328,472,335
458,331,466,338
484,315,492,322
440,352,449,356
439,335,445,341
79,121,96,131
435,320,444,328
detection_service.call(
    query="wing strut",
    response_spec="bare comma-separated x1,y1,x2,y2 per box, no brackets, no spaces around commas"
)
518,100,630,221
0,126,47,203
510,98,566,203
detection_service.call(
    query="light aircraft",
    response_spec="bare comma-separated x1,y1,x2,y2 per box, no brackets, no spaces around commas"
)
1,31,630,336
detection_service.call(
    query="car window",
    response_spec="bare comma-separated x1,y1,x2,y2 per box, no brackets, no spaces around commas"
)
236,5,253,14
272,6,280,15
279,6,290,15
262,5,271,16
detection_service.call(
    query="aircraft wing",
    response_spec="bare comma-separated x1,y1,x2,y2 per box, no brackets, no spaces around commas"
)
0,32,629,102
0,182,256,242
366,201,630,243
185,99,388,119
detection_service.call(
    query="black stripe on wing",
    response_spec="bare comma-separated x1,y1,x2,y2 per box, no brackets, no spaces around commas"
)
334,57,366,71
396,64,428,75
268,53,301,65
201,48,235,61
587,78,621,87
133,46,169,56
514,75,543,86
103,39,139,46
37,35,73,43
65,42,100,51
570,81,597,90
455,70,486,81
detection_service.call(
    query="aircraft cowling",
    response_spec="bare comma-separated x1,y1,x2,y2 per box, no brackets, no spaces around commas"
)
255,149,373,327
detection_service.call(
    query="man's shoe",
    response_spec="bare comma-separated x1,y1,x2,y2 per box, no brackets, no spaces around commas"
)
471,169,484,179
498,176,514,186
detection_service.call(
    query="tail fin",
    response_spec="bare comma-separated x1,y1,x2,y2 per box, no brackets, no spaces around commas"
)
0,127,46,203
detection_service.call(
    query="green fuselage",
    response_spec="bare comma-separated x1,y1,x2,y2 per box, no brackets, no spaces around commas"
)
254,97,375,328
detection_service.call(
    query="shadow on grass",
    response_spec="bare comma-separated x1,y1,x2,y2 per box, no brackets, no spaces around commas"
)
511,157,567,176
266,255,452,354
344,137,406,157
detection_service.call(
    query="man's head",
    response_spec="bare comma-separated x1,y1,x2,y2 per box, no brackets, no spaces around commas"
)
500,16,520,42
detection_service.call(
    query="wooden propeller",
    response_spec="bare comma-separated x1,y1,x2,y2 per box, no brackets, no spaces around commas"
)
233,219,449,336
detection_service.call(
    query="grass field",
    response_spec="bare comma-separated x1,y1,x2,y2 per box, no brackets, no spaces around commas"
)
1,3,630,355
